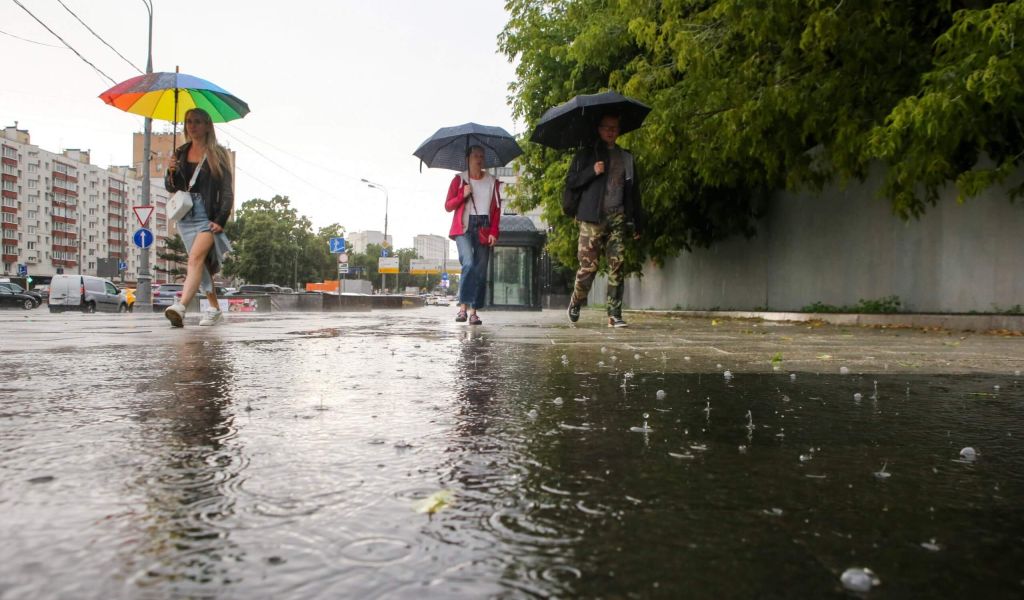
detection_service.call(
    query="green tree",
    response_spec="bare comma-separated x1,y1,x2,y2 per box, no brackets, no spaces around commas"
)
313,223,347,283
224,195,322,287
348,243,382,290
500,1,1024,266
154,234,187,282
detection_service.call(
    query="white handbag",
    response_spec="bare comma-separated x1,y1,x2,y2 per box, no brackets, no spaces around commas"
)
167,153,206,222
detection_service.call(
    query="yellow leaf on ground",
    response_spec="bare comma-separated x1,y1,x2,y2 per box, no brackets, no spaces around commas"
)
414,490,454,514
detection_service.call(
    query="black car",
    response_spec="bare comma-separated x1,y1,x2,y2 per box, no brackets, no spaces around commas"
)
0,286,37,310
0,282,42,307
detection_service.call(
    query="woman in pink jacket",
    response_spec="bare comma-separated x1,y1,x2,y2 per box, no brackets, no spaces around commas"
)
445,145,501,325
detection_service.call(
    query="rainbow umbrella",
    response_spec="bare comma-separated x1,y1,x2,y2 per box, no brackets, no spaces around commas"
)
99,69,249,145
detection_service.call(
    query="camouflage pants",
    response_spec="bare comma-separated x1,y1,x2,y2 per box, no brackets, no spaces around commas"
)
571,212,626,317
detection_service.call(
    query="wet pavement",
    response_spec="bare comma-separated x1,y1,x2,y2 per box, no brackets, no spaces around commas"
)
1,308,1023,598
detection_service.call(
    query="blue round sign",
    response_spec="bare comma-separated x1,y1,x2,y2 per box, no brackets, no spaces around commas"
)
133,228,154,249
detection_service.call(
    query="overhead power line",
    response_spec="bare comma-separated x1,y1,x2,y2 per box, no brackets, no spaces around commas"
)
55,0,143,74
0,27,66,48
10,0,117,84
221,123,364,185
216,128,346,202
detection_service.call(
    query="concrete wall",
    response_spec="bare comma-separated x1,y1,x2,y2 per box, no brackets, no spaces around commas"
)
591,169,1024,313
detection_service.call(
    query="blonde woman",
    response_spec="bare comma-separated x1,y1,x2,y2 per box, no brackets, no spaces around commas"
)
163,108,234,327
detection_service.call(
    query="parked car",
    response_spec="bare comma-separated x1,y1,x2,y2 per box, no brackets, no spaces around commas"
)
237,284,284,295
0,286,37,310
0,282,42,307
47,274,129,313
152,283,184,309
33,284,50,300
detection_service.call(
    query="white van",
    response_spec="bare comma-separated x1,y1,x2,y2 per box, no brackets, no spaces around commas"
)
48,274,129,313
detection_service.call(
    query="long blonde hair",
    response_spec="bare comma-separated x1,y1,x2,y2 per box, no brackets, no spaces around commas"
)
182,108,229,180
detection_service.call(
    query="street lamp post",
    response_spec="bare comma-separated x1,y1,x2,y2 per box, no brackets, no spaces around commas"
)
137,0,154,305
360,178,389,293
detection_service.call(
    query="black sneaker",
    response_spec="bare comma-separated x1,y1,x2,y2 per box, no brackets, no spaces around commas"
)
608,315,628,328
567,302,581,323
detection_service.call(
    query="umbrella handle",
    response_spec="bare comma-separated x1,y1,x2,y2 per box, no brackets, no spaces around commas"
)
173,65,180,150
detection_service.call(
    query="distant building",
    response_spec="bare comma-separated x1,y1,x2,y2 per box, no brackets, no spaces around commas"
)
2,123,173,279
413,234,449,260
348,230,392,254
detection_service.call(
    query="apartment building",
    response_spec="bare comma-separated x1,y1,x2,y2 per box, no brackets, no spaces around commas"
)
347,230,392,254
1,124,172,280
413,234,449,261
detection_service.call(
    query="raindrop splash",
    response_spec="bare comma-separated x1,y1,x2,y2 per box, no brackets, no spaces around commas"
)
840,568,880,593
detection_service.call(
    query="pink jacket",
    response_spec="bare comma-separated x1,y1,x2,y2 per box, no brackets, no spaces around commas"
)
446,173,502,241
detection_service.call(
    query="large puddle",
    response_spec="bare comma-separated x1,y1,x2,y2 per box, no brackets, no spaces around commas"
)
1,320,1022,598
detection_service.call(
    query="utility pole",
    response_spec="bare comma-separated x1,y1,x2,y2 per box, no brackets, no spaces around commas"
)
361,179,389,293
136,0,154,305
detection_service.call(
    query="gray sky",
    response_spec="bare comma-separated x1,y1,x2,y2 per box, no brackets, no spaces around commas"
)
1,0,520,250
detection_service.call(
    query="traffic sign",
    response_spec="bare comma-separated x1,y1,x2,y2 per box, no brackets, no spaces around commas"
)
441,272,449,281
378,256,399,274
410,259,442,275
337,252,348,263
132,228,154,249
17,264,27,276
338,264,349,275
118,260,127,272
329,237,346,253
380,247,389,257
133,205,154,227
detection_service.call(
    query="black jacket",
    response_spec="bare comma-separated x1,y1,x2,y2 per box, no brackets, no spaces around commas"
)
164,142,234,227
563,143,644,232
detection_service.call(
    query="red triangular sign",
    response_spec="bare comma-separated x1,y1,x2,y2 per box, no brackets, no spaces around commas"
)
133,205,154,227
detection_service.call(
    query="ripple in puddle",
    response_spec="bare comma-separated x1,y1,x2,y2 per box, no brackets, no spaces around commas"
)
334,537,413,564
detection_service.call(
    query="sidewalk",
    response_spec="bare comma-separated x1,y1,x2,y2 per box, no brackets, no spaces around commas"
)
637,308,1024,334
4,307,1023,375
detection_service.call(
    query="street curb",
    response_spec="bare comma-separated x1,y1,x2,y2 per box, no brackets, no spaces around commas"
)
629,309,1024,333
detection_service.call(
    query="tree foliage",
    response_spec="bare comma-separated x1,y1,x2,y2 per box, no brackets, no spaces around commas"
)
500,0,1024,265
224,195,342,287
154,234,187,282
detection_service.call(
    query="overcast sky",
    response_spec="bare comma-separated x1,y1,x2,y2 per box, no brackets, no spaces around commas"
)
1,0,520,251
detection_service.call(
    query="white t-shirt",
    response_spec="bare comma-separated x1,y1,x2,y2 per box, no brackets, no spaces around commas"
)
467,173,495,216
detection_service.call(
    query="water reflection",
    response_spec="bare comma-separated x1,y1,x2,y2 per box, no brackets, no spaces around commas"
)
122,339,244,594
4,322,1024,598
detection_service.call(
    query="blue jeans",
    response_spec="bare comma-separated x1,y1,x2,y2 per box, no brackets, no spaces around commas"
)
455,215,491,309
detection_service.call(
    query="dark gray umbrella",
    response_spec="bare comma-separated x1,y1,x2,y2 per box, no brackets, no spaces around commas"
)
529,91,651,150
413,122,523,171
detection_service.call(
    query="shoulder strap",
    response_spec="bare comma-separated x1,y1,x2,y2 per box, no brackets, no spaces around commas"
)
187,154,207,191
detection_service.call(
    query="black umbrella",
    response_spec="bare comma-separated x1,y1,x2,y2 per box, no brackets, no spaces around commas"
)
413,122,523,171
529,91,651,150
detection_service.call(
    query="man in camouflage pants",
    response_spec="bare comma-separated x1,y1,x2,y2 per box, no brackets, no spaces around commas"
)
563,115,644,327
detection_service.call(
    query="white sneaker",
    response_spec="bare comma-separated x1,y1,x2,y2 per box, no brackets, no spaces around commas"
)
199,309,224,326
164,302,186,328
